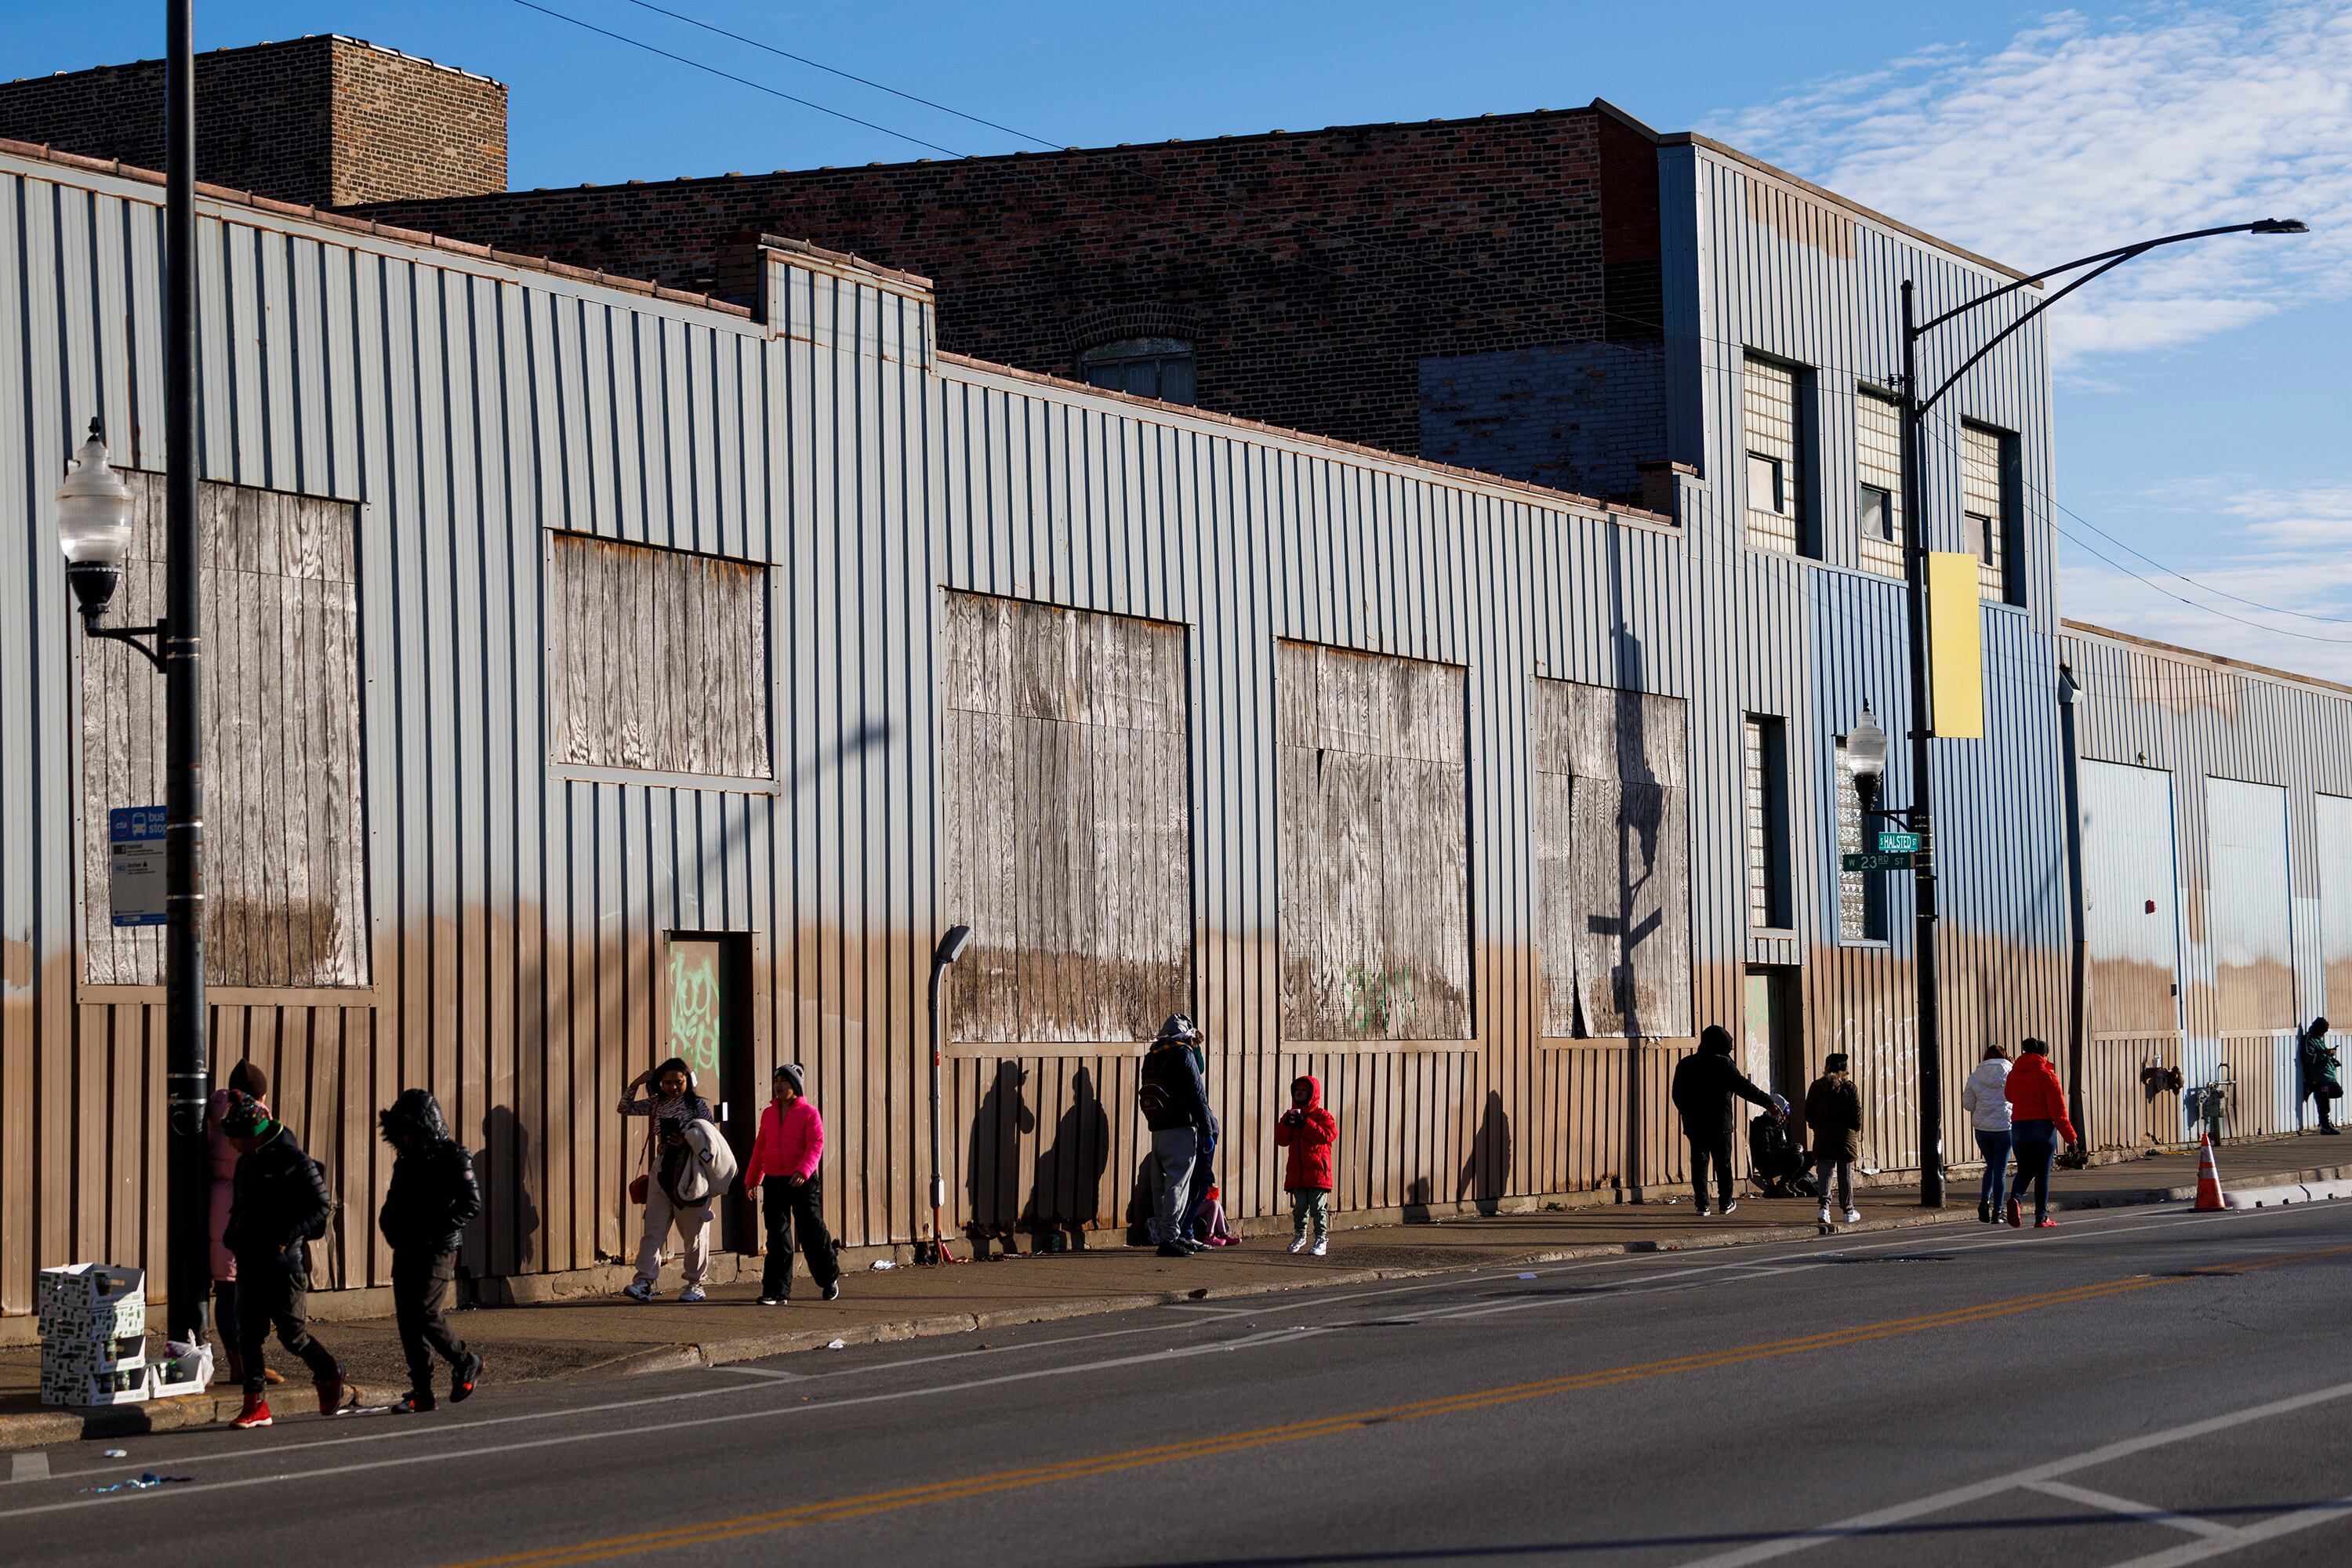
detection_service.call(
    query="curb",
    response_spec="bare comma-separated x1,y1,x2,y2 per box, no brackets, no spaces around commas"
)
9,1156,2346,1452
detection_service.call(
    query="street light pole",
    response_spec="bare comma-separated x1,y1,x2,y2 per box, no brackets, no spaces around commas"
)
1895,215,2306,1210
1898,281,1944,1207
163,0,209,1345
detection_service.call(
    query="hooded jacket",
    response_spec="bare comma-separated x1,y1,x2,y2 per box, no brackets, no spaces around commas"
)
1803,1071,1864,1163
205,1087,252,1282
1671,1025,1777,1142
2004,1051,2078,1143
1274,1076,1338,1191
224,1124,333,1272
1140,1036,1210,1134
377,1090,482,1256
1961,1058,2013,1133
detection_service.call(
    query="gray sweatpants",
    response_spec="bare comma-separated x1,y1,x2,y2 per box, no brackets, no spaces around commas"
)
1150,1128,1197,1244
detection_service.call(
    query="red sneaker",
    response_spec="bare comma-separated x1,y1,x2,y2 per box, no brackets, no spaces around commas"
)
450,1354,483,1404
2034,1218,2058,1229
314,1366,346,1417
233,1393,274,1429
2005,1197,2022,1229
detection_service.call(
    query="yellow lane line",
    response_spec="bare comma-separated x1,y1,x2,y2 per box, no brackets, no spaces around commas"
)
447,1243,2352,1568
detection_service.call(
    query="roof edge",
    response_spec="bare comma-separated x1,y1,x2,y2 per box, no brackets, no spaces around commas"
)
1663,132,2033,284
2060,619,2352,702
2,34,504,90
0,136,744,318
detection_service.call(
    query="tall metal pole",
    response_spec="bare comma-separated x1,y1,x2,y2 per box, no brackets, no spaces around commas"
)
1900,281,1945,1208
164,0,211,1343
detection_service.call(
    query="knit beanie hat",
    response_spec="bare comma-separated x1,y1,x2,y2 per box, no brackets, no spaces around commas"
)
775,1062,806,1095
220,1092,274,1140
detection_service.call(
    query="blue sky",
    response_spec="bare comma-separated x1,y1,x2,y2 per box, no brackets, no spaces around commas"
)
8,2,2348,675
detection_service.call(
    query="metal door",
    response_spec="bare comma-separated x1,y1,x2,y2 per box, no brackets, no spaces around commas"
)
663,932,757,1250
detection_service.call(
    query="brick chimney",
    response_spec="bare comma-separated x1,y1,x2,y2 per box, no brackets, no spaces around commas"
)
0,34,505,209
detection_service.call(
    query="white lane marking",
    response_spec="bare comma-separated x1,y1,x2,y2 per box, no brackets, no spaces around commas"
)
2105,1491,2352,1566
2024,1479,2234,1539
8,1453,49,1483
0,1326,1347,1522
710,1365,806,1382
53,1202,2330,1485
1673,1380,2352,1567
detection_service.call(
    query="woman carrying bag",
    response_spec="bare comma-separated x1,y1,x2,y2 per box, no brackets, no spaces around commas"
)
2299,1017,2341,1136
619,1057,717,1303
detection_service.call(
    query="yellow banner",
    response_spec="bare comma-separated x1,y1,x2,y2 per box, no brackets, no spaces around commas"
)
1927,551,1984,739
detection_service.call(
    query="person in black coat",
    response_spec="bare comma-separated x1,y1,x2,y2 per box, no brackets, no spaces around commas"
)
1671,1025,1784,1217
220,1094,343,1428
1139,1014,1212,1257
378,1088,486,1413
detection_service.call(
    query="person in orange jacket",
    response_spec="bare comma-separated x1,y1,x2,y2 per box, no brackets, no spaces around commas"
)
2002,1038,2077,1230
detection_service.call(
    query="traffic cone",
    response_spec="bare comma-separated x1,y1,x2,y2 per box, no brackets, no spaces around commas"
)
2194,1134,2227,1211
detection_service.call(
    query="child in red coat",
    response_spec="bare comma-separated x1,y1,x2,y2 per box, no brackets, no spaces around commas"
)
1275,1075,1338,1255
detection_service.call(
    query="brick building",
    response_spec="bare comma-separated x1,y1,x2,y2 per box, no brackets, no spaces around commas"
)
0,34,505,209
350,104,1668,497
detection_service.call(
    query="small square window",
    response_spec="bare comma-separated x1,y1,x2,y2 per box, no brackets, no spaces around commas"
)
1860,484,1893,543
1968,510,1996,565
1748,452,1785,515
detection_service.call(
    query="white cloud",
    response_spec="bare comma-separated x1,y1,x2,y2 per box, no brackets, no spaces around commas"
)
2057,478,2352,678
1712,4,2352,368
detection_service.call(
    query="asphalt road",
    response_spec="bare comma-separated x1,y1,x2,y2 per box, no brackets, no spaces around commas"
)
7,1200,2352,1568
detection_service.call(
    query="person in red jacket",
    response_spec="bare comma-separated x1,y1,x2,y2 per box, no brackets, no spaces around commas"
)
1275,1075,1338,1256
2002,1038,2078,1230
740,1064,841,1305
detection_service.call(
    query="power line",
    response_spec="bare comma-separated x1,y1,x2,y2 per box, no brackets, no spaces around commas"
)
622,0,1058,149
507,0,968,159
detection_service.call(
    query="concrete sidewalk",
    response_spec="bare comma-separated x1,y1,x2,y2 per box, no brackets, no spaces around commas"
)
4,1131,2343,1451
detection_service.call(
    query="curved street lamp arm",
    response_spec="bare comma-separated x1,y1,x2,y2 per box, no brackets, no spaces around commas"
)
1917,246,2144,416
1911,219,2305,417
1915,220,2292,337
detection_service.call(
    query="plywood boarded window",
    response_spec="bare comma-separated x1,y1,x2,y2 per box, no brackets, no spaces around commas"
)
1743,354,1806,557
2207,775,2291,1033
1530,680,1691,1038
1276,641,1471,1042
546,533,771,779
938,593,1192,1044
1857,388,1905,579
82,475,368,987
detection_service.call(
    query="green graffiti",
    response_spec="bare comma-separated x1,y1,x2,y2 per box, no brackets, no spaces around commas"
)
667,948,723,1078
1345,964,1417,1033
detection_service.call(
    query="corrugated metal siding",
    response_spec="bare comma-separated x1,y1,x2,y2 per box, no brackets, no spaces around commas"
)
1665,147,2071,1175
2062,625,2352,1142
0,133,2118,1316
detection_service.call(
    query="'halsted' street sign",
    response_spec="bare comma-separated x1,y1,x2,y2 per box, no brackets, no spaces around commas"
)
1876,831,1922,853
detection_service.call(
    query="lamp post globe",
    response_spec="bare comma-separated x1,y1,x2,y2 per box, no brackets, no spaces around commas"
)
1844,703,1889,814
56,418,133,620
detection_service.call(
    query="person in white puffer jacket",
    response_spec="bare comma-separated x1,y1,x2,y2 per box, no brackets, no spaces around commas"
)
1961,1044,2013,1225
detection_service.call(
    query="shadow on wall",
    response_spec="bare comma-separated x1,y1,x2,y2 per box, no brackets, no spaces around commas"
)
1021,1066,1109,1245
481,1104,540,1274
1457,1089,1513,1215
965,1061,1033,1245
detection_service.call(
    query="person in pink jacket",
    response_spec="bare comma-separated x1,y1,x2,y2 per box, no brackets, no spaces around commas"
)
740,1064,840,1305
206,1059,281,1387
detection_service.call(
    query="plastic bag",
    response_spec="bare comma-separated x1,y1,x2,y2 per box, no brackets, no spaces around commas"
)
151,1338,214,1395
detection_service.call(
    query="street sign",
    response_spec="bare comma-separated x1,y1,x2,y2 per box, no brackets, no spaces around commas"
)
107,807,166,927
1842,850,1915,873
1875,830,1921,854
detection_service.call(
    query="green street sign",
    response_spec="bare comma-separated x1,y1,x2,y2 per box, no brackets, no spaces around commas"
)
1876,831,1921,854
1842,850,1915,873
